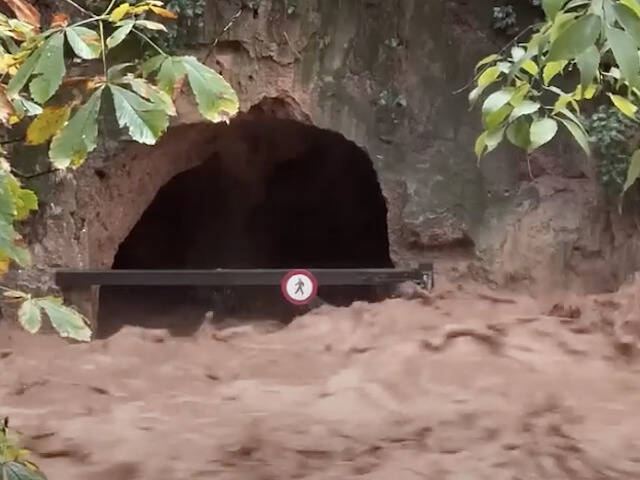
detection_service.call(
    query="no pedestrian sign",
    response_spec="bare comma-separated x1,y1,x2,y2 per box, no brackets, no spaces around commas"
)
281,269,318,305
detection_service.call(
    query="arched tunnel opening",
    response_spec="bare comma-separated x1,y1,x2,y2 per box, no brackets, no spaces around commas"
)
98,114,393,337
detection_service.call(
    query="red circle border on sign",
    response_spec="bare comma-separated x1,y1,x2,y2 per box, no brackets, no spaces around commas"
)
281,269,318,306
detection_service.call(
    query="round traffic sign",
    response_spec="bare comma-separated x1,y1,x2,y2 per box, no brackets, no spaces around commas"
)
281,269,318,305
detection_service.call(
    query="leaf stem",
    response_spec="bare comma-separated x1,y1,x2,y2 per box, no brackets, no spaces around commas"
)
132,28,166,56
58,0,93,16
103,0,120,16
99,21,108,79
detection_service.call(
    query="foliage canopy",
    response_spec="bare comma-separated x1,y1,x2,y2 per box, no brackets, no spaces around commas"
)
0,0,239,341
471,0,640,199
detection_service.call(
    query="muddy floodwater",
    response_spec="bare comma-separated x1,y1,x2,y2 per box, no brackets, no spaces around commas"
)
2,276,640,479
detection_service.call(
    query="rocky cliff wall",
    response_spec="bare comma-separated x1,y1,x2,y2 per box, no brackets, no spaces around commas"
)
8,0,640,296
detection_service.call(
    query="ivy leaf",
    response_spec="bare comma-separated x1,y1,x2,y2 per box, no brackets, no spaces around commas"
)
575,45,600,88
623,148,640,192
106,19,134,49
556,115,590,156
49,88,103,169
36,296,91,342
548,14,601,61
29,32,65,104
110,84,169,144
606,26,639,83
18,298,41,334
66,26,101,60
506,116,531,150
608,93,638,118
528,117,558,152
25,105,71,145
179,56,239,122
542,0,566,20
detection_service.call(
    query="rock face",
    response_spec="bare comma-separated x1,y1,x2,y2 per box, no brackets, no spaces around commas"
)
6,0,640,299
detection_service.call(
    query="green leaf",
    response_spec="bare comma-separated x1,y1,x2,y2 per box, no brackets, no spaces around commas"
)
548,14,601,61
36,296,91,342
521,59,539,75
106,20,134,49
0,218,30,267
543,60,567,84
6,43,44,97
109,84,169,144
614,4,640,46
621,0,640,17
543,0,566,20
474,53,500,72
18,299,41,334
1,461,47,480
475,131,487,160
49,88,103,169
141,54,166,76
506,117,531,150
477,65,501,87
485,127,505,154
66,26,101,60
484,104,512,130
179,56,239,122
606,26,640,83
29,32,65,104
623,149,640,192
608,93,638,117
106,62,134,82
122,77,176,115
529,117,558,152
482,88,513,115
156,56,185,94
509,100,540,121
575,45,600,88
556,115,591,156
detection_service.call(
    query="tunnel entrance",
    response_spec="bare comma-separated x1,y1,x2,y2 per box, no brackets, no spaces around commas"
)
98,114,393,337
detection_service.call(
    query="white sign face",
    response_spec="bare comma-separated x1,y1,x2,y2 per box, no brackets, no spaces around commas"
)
284,273,315,303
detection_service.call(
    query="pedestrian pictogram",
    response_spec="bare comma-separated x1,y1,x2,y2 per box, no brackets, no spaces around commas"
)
281,269,318,305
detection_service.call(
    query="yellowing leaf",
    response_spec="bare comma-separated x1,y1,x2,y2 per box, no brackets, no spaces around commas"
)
37,296,91,342
608,93,638,118
26,105,71,145
474,132,487,160
621,0,640,18
18,298,41,333
521,59,539,75
543,61,566,85
477,65,501,87
623,148,640,193
49,88,103,169
150,5,178,18
180,56,239,123
109,3,131,22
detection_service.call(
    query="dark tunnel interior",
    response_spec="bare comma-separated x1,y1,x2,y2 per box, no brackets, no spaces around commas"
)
98,117,394,337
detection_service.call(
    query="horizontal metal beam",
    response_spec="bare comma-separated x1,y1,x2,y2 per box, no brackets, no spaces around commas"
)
55,266,433,288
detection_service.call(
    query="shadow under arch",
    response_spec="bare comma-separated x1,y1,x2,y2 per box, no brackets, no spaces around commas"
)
97,113,393,337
